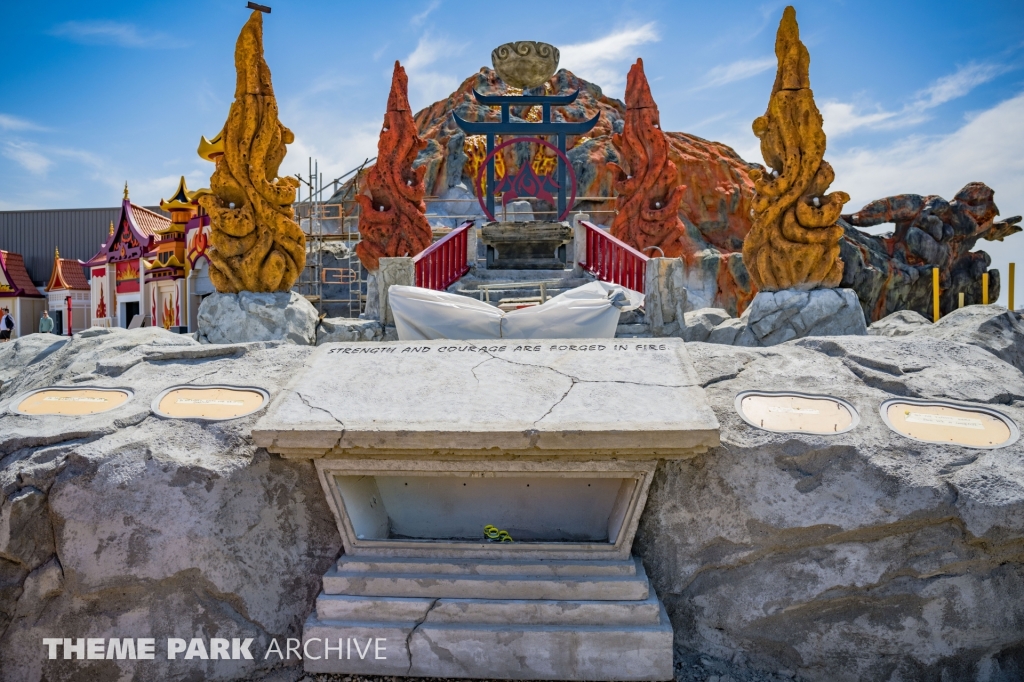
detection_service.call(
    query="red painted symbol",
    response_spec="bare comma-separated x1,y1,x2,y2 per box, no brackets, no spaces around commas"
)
475,137,577,222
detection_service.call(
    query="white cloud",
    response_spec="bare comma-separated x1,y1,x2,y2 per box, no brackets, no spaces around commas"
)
559,23,660,94
0,114,47,132
411,0,441,26
912,62,1008,109
49,20,174,48
2,142,52,175
696,57,775,90
402,33,462,107
822,62,1008,138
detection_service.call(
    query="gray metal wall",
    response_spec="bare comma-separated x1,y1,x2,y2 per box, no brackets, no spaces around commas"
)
0,207,164,286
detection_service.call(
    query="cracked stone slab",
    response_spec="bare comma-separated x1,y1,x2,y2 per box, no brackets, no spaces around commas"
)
253,338,720,456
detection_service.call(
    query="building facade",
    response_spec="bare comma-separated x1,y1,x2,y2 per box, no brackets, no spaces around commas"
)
0,250,45,337
44,248,91,334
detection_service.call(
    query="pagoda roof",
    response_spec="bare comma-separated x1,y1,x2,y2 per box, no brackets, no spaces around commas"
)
0,251,44,297
159,176,196,212
46,250,90,291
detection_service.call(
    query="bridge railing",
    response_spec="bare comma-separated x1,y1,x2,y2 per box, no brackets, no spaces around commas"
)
413,220,474,291
578,220,649,293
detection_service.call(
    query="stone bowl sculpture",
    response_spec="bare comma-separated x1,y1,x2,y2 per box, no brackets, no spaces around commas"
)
491,41,559,89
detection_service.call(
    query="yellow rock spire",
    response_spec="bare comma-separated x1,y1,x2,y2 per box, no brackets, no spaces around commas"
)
741,6,850,292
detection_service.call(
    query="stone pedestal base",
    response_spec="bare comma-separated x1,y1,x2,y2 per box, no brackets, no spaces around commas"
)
196,291,318,345
302,555,673,680
481,221,572,270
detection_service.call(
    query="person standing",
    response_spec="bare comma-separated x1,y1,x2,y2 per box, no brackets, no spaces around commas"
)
39,310,54,334
0,307,14,342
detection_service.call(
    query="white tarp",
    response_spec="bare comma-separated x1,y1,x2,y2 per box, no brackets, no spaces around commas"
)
389,282,644,341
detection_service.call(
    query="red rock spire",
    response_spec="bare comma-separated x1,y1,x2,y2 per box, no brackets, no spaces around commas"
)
609,59,693,259
356,61,432,270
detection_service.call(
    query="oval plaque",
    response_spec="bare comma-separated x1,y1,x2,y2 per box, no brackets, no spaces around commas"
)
735,391,859,435
880,399,1019,449
10,387,133,416
152,385,269,421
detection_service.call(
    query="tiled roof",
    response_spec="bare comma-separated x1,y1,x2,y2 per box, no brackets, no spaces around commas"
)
0,251,43,297
47,257,90,291
129,203,171,238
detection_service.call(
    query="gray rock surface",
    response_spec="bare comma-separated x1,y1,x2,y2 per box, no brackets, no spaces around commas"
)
1,322,1023,681
315,318,382,344
0,335,67,389
687,288,868,347
0,327,340,681
867,308,930,336
869,304,1024,373
637,334,1024,681
197,292,319,346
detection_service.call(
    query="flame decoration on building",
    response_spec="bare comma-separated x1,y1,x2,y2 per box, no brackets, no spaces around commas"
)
95,289,107,318
355,61,432,271
198,10,305,293
741,6,850,291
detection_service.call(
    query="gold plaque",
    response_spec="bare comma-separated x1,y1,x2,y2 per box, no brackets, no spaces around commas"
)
736,391,859,435
11,387,133,416
881,399,1019,449
152,385,269,421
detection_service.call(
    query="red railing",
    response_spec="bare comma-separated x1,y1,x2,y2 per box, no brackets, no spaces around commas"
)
413,220,474,290
579,221,649,293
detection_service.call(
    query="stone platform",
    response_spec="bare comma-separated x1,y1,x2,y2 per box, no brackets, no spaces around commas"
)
253,338,719,679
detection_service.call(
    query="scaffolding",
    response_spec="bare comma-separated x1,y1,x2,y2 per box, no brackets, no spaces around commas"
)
294,157,374,318
293,155,618,319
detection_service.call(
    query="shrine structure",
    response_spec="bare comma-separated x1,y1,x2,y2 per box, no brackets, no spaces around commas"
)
86,181,211,332
44,248,91,334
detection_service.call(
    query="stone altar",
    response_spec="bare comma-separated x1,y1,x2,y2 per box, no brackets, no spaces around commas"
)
253,337,720,680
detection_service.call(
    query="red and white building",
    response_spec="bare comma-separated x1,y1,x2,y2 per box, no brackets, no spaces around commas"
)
44,248,91,334
0,250,45,337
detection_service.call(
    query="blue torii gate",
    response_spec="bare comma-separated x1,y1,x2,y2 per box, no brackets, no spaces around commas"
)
453,89,600,221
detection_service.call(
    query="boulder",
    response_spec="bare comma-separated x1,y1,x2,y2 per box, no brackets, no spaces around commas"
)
637,334,1024,681
197,292,318,345
867,308,930,336
315,318,383,344
692,288,868,347
0,327,340,681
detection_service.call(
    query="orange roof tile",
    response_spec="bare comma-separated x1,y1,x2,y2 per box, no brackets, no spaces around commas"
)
0,251,43,297
47,255,90,291
129,203,171,237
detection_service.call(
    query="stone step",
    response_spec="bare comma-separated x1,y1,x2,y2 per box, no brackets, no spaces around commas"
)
322,559,650,601
302,605,674,679
316,592,663,626
336,556,637,577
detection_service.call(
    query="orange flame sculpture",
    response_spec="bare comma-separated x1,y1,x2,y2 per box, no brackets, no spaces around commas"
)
356,61,432,271
742,7,850,291
198,11,305,293
609,59,693,258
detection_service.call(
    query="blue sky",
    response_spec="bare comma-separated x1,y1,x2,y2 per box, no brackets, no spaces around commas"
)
1,0,1023,300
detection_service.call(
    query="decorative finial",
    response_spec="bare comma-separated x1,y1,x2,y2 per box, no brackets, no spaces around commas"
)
123,182,129,200
55,246,60,259
109,220,115,236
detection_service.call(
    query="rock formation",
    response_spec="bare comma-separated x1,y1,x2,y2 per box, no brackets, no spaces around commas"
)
198,11,305,294
355,61,433,271
3,317,1023,680
326,56,1013,320
840,182,1021,321
742,6,850,292
608,59,695,259
332,67,757,314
